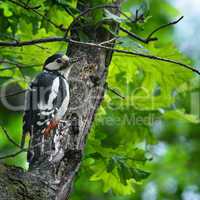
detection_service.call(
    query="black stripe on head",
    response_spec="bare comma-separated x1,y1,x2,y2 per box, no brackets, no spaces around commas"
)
43,53,63,67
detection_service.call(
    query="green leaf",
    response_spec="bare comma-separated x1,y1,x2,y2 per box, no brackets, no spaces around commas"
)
0,3,13,17
118,36,148,53
163,110,200,123
117,159,150,184
130,168,150,182
107,157,116,173
117,161,133,185
104,9,124,23
90,163,135,195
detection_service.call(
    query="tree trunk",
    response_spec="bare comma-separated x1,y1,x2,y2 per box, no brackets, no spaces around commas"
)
0,1,121,199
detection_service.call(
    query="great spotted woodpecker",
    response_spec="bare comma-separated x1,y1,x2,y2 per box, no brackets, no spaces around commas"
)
21,53,78,149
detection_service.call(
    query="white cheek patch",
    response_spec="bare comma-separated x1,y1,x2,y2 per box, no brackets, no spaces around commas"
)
45,61,60,70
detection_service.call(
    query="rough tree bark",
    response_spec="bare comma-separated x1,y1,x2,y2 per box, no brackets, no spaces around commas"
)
0,0,121,199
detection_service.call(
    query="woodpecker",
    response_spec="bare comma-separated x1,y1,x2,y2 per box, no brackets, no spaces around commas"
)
21,53,77,149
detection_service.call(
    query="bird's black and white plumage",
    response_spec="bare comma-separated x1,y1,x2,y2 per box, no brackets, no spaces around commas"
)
21,54,73,149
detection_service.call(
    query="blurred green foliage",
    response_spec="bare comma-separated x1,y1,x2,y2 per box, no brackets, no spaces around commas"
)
0,0,199,199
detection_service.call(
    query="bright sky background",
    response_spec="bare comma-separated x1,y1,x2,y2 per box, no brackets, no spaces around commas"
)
170,0,200,65
173,0,200,13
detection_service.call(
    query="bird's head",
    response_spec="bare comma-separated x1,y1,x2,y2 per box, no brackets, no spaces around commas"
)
43,54,71,71
43,53,80,71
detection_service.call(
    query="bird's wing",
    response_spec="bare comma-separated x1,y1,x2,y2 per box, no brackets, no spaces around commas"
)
21,72,59,147
21,87,33,148
54,76,70,120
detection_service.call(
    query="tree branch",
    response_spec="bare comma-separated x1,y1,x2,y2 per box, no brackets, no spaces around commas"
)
0,128,51,160
0,36,198,75
119,26,157,44
7,0,184,47
68,39,200,75
146,16,184,40
0,89,26,99
99,37,119,45
0,37,66,47
65,4,119,36
120,16,184,44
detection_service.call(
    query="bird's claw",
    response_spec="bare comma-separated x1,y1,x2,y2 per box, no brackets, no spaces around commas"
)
43,120,59,138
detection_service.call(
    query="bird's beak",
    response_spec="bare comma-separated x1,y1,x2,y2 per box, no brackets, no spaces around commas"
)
61,55,70,66
61,55,82,68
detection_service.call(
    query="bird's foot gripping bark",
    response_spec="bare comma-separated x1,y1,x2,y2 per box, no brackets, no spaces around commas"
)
28,120,70,168
43,119,60,138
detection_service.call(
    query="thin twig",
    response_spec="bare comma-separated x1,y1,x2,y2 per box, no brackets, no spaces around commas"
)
64,4,145,37
0,135,56,160
135,8,144,23
146,16,184,40
120,16,183,44
0,149,26,160
119,9,145,24
99,37,118,45
106,83,125,99
119,10,133,22
0,126,21,148
120,26,157,44
68,39,200,75
34,44,51,52
0,89,26,99
65,4,119,36
0,37,66,47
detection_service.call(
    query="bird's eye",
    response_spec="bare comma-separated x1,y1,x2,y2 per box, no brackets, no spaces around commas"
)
56,59,62,64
